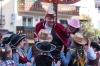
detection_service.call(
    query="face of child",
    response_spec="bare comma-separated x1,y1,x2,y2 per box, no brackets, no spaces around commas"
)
20,38,26,48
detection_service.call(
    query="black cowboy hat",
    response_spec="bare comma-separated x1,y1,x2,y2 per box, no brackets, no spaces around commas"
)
36,41,56,52
2,34,16,44
91,42,100,51
9,34,25,46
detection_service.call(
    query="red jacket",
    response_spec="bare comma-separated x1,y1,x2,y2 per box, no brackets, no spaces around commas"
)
34,21,69,48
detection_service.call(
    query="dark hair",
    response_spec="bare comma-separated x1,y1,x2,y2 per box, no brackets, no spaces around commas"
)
0,45,12,59
72,28,80,34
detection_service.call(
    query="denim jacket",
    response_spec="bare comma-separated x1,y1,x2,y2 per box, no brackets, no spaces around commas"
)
60,50,71,66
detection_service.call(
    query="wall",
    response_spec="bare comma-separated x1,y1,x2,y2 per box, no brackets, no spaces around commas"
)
74,0,99,29
0,0,14,32
18,12,72,27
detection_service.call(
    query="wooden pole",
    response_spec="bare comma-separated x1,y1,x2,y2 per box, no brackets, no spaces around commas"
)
53,3,58,22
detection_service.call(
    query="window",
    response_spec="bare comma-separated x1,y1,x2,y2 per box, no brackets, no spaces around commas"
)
60,20,68,27
22,17,33,26
98,8,100,14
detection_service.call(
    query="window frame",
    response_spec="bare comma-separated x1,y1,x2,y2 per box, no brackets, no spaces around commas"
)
38,16,45,22
58,18,68,27
22,16,33,27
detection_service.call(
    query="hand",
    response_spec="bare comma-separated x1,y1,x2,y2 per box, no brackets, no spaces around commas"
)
61,45,64,52
26,62,31,66
84,40,91,52
31,57,35,62
56,60,61,66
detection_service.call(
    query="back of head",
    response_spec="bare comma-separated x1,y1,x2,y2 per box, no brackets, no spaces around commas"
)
35,55,52,66
91,42,100,51
0,45,12,59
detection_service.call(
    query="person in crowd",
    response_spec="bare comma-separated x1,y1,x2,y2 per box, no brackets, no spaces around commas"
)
60,45,71,66
32,41,56,66
87,42,100,66
0,45,16,66
9,34,32,66
67,18,81,46
33,3,69,65
68,32,87,66
2,33,16,45
27,29,53,61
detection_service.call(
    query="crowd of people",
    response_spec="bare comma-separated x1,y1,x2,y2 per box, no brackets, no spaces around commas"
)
0,3,100,66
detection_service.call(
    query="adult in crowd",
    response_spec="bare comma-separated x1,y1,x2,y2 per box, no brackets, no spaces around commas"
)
9,34,32,66
87,42,100,66
33,3,69,65
27,3,69,66
67,18,81,46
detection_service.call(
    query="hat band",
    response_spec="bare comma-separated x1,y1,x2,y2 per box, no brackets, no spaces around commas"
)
40,44,51,51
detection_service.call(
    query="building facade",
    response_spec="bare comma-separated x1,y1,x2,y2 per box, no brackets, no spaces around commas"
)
0,0,79,43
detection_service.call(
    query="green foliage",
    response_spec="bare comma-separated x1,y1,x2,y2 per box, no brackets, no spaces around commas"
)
80,15,100,42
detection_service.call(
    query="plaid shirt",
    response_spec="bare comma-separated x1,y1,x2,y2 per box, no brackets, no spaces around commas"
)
0,60,16,66
0,60,5,66
4,60,16,66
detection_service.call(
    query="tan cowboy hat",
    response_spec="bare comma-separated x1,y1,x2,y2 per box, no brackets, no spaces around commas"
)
70,32,87,45
38,29,53,42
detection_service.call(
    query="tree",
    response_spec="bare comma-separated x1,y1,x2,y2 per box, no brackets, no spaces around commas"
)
80,14,100,42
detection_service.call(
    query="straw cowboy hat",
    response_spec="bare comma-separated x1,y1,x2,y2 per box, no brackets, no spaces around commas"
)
36,41,56,52
70,32,87,45
38,29,53,42
67,18,81,28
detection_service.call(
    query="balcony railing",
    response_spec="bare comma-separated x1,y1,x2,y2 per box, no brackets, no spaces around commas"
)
17,2,79,15
0,15,5,25
16,26,35,39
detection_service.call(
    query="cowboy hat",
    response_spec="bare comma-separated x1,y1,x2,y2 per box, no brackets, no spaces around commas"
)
67,18,81,28
9,34,26,46
38,29,53,42
36,41,56,52
70,32,87,45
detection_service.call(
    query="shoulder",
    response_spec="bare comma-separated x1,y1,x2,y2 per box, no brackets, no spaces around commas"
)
55,22,66,30
35,21,44,27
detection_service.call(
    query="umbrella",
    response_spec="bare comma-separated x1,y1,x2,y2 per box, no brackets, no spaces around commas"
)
39,0,80,21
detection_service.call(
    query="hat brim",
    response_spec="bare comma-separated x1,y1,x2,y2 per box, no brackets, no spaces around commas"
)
45,14,55,17
67,19,81,28
70,34,87,45
38,34,53,42
14,35,26,46
36,42,56,52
